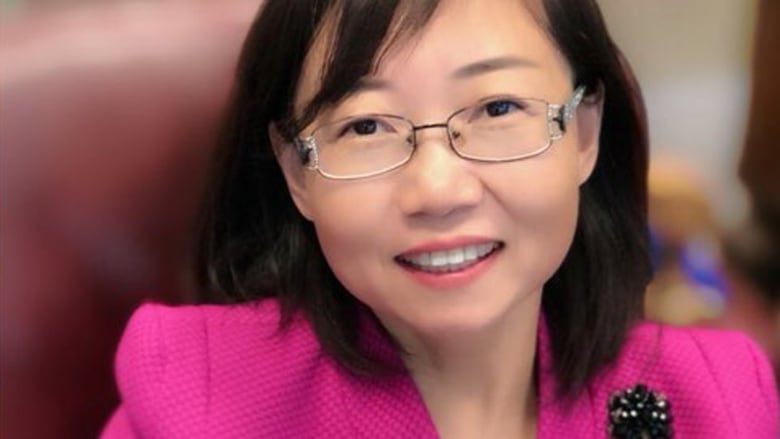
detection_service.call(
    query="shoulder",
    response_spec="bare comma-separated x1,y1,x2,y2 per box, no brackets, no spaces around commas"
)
114,299,318,387
622,322,776,408
115,299,312,360
595,322,778,437
110,299,330,437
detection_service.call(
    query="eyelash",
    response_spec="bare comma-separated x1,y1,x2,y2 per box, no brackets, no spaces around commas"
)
338,118,395,138
483,99,524,116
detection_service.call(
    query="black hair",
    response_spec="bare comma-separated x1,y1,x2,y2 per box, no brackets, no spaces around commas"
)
196,0,651,397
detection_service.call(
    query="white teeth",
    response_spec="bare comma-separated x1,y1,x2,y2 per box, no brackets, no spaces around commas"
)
399,242,499,272
431,251,448,267
448,248,465,264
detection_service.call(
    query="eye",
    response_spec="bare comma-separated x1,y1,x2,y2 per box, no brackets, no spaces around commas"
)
351,119,378,135
484,99,521,117
338,118,380,137
324,115,408,144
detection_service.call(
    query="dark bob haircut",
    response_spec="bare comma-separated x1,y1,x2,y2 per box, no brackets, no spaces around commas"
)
197,0,651,397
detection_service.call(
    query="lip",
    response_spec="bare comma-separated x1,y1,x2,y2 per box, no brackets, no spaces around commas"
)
394,236,504,289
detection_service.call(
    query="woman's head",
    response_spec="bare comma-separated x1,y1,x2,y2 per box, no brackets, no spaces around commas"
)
198,0,650,396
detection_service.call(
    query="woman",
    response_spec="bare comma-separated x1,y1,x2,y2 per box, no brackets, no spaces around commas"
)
102,0,778,437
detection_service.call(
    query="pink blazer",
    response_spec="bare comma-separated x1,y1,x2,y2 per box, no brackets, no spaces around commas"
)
102,300,778,438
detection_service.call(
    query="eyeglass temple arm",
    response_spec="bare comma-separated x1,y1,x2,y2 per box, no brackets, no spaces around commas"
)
293,137,316,166
550,85,587,133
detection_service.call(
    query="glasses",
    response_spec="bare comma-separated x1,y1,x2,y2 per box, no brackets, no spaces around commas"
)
293,86,586,180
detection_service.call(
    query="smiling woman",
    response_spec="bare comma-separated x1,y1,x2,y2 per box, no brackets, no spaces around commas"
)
101,1,777,438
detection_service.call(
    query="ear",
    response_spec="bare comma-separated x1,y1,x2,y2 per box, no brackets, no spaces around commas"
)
269,122,314,220
574,85,604,185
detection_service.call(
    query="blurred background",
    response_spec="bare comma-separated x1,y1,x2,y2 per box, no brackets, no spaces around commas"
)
1,0,778,437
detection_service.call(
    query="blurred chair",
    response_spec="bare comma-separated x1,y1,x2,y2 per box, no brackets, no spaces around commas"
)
0,1,259,437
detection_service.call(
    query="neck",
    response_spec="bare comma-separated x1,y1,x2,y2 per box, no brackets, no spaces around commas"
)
388,296,541,439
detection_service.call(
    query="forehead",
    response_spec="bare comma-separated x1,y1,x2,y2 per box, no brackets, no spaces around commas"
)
294,0,570,115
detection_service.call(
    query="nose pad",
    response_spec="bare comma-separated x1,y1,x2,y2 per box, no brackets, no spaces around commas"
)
449,129,463,150
405,133,415,147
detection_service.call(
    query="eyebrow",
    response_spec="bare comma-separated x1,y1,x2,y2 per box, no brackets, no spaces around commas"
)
352,77,393,93
348,56,538,94
451,56,539,79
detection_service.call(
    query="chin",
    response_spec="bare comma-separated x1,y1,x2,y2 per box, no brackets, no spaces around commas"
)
400,301,520,340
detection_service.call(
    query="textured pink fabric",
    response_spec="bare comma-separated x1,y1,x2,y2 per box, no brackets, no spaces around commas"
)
102,300,778,438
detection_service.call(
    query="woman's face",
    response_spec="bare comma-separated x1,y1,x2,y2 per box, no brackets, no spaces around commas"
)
278,0,601,340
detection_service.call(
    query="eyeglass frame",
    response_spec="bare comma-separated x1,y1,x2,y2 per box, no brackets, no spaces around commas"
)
293,85,587,180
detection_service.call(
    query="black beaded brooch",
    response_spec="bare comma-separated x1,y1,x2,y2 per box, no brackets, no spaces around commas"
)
607,384,672,439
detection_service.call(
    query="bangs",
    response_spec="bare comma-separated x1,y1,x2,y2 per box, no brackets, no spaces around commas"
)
289,0,439,135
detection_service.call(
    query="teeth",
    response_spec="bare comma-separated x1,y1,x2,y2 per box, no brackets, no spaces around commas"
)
464,245,477,260
399,242,499,272
431,251,448,267
448,248,465,264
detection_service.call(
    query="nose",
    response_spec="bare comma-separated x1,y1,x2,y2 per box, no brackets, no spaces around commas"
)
397,127,483,218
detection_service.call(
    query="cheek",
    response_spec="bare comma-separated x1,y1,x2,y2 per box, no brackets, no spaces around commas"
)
494,152,582,271
507,180,579,260
523,175,579,228
500,149,581,224
307,181,393,289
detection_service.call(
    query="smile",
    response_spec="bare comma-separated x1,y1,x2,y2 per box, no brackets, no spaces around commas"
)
395,242,503,273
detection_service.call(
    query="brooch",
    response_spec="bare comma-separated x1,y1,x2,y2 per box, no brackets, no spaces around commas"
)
607,383,672,439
